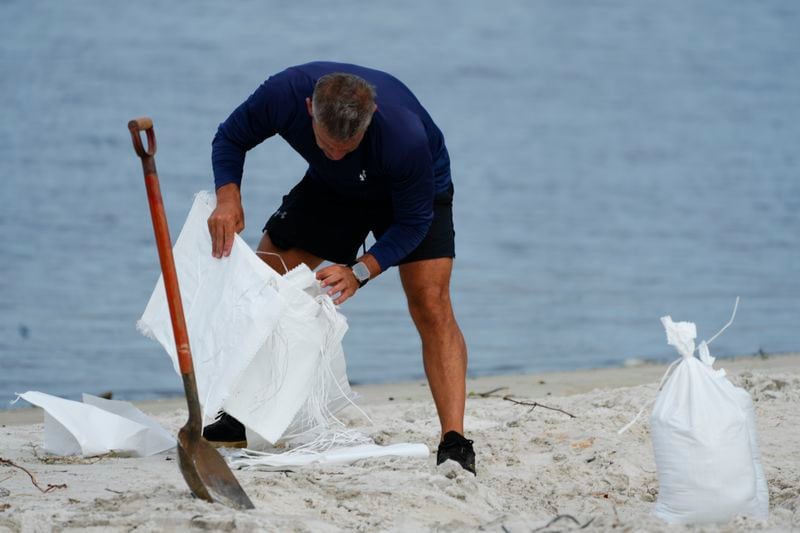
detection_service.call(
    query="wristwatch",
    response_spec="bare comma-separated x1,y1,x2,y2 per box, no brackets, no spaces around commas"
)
348,261,370,288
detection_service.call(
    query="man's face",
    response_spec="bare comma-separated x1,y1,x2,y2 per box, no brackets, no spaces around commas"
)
306,97,365,161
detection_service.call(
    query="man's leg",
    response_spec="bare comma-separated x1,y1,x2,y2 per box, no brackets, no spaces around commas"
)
399,258,467,438
255,232,324,272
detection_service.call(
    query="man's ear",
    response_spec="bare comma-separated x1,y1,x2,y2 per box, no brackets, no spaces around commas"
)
305,97,313,117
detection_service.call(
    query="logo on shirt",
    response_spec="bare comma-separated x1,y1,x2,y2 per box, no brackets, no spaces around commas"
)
358,169,367,182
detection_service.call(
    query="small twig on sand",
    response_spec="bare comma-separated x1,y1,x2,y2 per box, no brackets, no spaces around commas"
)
502,396,576,418
532,514,594,531
468,387,508,398
0,458,67,494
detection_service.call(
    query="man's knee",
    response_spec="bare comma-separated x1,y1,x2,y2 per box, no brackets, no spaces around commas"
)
406,286,454,329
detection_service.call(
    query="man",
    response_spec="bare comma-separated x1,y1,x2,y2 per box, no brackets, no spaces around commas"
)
204,61,475,474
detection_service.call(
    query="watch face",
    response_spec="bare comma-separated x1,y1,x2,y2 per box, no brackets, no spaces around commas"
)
352,262,370,282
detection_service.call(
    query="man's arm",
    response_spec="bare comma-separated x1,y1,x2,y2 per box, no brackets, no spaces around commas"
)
367,135,435,271
316,135,435,305
209,69,300,257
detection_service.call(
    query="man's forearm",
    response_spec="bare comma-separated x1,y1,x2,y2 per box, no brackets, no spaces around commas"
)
211,127,248,191
216,183,241,203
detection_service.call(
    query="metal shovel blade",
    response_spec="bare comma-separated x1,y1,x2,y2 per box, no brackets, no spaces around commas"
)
177,427,255,510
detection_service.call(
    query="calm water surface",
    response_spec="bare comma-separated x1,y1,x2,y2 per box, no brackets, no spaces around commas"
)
1,1,798,405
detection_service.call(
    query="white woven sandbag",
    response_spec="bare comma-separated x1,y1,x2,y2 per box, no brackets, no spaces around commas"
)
138,191,354,444
138,191,285,423
224,263,353,443
651,316,768,524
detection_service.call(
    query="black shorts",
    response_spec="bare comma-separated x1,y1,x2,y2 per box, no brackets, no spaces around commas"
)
263,177,455,266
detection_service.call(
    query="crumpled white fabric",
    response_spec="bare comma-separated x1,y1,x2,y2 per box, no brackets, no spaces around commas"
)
651,316,769,524
137,191,355,444
17,391,175,457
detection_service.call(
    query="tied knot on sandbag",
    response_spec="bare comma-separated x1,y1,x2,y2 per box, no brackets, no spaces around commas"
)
660,316,697,360
617,298,740,436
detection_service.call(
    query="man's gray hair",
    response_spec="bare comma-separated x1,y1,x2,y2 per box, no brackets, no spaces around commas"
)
311,73,377,141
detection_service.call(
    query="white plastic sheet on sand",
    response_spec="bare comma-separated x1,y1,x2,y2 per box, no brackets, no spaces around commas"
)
16,391,175,457
227,430,429,471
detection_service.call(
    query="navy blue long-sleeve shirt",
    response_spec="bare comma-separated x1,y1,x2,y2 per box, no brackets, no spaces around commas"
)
212,62,451,271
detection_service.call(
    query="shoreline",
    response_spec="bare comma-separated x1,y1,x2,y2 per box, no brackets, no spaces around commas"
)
3,351,797,426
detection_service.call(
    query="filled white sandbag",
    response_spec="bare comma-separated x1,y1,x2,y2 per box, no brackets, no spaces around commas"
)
650,316,768,524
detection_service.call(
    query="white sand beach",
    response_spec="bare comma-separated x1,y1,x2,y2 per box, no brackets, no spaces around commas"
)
1,353,798,532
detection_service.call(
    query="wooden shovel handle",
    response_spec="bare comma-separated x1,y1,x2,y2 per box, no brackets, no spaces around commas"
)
128,118,194,378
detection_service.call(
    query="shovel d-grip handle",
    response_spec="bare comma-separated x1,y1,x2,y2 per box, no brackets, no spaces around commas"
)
128,117,157,157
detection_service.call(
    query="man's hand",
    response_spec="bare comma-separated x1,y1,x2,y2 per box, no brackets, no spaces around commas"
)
316,264,359,305
208,184,244,258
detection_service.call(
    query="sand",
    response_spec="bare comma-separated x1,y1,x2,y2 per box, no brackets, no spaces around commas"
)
1,354,798,532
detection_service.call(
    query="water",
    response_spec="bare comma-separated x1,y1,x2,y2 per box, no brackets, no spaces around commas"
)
1,1,798,405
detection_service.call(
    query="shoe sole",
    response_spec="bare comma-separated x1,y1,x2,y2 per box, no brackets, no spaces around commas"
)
206,440,247,449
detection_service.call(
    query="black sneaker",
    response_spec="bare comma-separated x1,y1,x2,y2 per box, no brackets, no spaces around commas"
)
202,412,247,448
436,431,476,475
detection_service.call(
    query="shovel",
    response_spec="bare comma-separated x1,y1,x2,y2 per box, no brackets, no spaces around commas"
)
128,117,254,510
